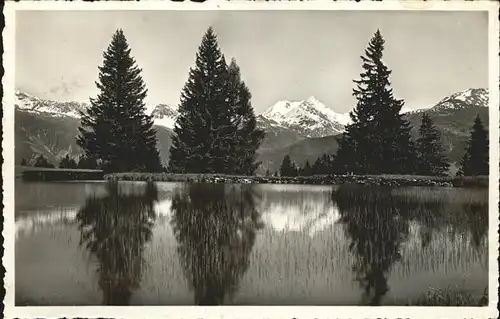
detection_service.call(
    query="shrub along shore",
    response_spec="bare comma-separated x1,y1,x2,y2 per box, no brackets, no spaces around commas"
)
19,167,104,182
104,172,489,188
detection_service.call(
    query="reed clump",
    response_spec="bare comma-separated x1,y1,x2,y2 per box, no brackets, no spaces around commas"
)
407,286,488,306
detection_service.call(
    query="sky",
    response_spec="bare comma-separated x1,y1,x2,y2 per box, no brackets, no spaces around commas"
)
16,10,488,114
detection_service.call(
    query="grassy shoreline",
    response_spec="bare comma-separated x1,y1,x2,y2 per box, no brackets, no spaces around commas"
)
17,165,488,188
104,172,489,188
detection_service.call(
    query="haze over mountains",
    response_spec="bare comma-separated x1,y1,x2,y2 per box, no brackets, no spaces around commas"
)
14,88,489,175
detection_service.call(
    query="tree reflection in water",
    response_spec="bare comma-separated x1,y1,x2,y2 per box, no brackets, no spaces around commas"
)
170,183,264,305
76,181,158,305
332,185,488,306
332,186,410,306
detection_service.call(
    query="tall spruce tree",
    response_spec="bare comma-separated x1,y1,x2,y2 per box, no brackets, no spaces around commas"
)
415,113,449,176
77,29,162,173
458,115,489,176
334,30,416,175
169,28,263,174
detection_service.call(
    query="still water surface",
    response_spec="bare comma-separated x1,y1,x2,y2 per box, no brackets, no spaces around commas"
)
15,181,488,305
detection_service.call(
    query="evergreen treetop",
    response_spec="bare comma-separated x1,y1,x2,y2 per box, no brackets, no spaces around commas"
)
334,30,416,175
77,29,162,173
59,154,78,169
169,27,230,174
169,27,263,175
299,160,313,176
313,154,334,175
279,155,298,177
34,154,54,168
458,115,489,176
415,113,449,176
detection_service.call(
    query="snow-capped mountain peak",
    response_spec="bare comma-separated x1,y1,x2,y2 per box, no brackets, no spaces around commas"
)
261,97,350,138
431,88,488,112
15,90,179,129
261,100,295,119
148,104,178,129
15,90,89,118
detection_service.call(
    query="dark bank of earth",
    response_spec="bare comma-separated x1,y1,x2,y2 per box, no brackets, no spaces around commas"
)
104,172,489,188
19,166,104,182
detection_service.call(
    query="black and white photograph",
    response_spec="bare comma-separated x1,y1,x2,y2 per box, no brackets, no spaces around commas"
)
2,1,499,319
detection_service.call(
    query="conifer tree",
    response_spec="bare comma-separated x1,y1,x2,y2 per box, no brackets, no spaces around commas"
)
77,29,162,173
20,158,28,166
169,28,231,174
313,154,334,175
415,114,449,176
34,154,54,168
59,155,78,169
458,115,489,176
300,160,313,176
226,59,265,175
279,155,298,177
334,30,416,175
169,28,263,174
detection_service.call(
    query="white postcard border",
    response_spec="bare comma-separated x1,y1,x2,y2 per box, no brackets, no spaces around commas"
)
2,1,499,319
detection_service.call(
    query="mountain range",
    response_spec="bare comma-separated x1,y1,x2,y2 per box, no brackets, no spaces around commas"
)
14,88,489,175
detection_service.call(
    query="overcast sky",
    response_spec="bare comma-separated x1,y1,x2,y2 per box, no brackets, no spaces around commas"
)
16,10,488,114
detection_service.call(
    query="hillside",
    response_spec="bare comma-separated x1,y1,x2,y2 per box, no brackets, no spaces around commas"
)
15,109,173,167
257,135,340,174
258,110,489,176
13,88,488,175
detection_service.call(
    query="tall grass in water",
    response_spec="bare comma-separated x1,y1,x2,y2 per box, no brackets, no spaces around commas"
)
331,185,488,306
408,286,488,306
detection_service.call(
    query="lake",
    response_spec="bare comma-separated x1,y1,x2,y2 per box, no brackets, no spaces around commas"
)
15,180,488,306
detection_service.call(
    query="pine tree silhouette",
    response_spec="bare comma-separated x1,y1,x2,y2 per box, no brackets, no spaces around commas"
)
77,29,162,173
169,28,263,174
299,160,313,176
458,115,489,176
279,155,298,177
312,154,334,175
59,154,78,169
334,30,416,175
415,114,449,176
33,154,54,168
